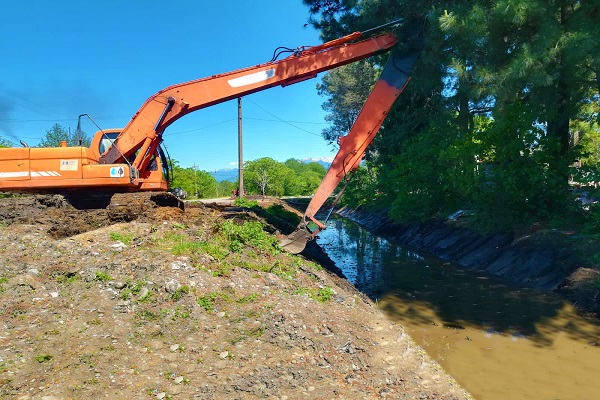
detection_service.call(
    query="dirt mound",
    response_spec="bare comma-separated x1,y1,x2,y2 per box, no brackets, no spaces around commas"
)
0,194,187,239
0,195,472,399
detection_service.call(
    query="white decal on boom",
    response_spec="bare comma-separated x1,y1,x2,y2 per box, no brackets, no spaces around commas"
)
228,69,275,88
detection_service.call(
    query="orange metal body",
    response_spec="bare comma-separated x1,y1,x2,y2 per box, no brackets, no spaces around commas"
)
0,31,397,195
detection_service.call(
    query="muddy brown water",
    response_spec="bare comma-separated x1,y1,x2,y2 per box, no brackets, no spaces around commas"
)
316,217,600,400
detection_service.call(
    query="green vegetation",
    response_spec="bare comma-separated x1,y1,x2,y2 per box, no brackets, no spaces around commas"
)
197,291,232,312
110,231,134,245
265,204,301,226
120,280,145,300
170,285,190,302
50,270,78,285
94,271,113,282
243,157,326,196
234,197,259,208
0,276,7,293
170,159,219,199
295,286,335,302
37,123,91,147
216,220,281,255
236,293,258,304
34,354,53,363
0,137,11,147
304,0,600,233
168,155,325,199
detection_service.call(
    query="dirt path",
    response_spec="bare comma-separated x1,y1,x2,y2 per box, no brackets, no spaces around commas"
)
0,196,472,399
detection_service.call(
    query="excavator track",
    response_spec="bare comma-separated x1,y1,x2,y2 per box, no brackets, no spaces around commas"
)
0,191,185,238
107,192,184,222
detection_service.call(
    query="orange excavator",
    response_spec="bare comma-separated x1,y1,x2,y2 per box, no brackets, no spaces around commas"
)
0,20,421,250
0,22,398,197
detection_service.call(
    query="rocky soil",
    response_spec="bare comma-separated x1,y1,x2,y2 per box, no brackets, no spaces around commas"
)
0,196,472,400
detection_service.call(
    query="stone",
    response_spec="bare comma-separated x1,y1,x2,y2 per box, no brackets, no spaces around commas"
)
165,280,180,294
136,287,150,301
113,281,126,289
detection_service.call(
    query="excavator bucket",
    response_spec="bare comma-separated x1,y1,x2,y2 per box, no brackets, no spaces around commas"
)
280,228,312,254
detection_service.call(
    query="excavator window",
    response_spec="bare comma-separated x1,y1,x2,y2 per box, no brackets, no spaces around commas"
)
157,145,170,183
99,132,119,155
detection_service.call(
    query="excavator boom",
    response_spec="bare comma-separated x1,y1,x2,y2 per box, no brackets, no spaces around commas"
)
101,33,397,169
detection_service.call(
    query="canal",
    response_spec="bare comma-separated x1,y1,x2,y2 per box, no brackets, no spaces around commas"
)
315,216,600,400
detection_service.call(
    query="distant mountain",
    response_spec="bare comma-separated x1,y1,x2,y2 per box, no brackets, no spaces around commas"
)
301,157,333,169
210,158,333,182
211,168,238,182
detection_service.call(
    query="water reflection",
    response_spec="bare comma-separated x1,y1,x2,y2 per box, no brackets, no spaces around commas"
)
316,217,600,400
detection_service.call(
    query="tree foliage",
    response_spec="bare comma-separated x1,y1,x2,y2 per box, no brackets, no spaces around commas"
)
317,60,379,144
37,123,91,147
170,162,218,199
304,0,600,230
243,158,326,197
0,136,11,147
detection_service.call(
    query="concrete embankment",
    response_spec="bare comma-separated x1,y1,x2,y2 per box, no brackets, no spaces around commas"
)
336,206,579,291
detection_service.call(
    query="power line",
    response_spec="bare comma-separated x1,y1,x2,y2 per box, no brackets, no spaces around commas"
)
163,119,236,137
245,117,328,125
246,98,323,137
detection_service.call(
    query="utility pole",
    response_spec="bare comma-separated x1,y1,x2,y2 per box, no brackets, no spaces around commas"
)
237,97,244,198
192,163,198,199
214,169,219,197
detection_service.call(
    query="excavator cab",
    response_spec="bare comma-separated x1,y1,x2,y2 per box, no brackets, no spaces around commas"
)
98,132,118,155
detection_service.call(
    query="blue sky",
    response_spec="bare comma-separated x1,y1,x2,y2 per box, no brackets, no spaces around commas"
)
0,0,338,173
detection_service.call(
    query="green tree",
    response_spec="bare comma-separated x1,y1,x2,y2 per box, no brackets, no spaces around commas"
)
218,180,237,198
0,136,11,147
170,162,218,199
304,0,600,228
317,60,379,144
283,159,327,195
37,123,91,147
244,157,289,196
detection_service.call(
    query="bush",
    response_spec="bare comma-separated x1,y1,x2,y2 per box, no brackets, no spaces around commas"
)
216,220,280,255
234,198,259,208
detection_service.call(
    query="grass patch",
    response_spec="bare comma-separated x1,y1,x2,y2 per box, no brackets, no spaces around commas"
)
295,286,335,302
135,309,158,324
35,354,53,363
265,204,301,225
236,293,258,304
0,276,7,293
216,220,281,255
120,280,145,300
234,198,259,208
109,231,134,245
197,291,232,312
170,285,190,301
94,271,113,282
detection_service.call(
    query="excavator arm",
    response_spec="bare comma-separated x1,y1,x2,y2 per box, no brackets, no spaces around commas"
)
281,43,423,254
100,31,398,170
